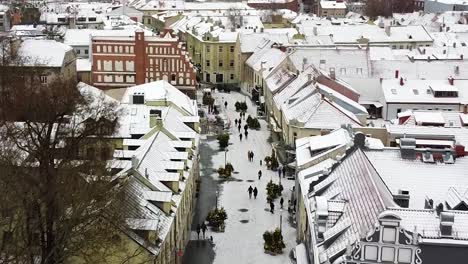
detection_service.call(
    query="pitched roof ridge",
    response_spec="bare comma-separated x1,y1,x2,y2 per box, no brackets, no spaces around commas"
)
323,97,362,126
359,148,396,209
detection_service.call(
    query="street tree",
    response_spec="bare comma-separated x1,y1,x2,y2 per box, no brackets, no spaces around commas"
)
0,40,146,264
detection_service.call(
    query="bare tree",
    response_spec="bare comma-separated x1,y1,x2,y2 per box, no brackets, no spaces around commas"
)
0,41,148,264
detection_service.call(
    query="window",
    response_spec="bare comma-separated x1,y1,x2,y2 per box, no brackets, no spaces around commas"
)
216,73,223,83
382,227,396,243
392,45,396,49
340,68,346,74
230,74,234,80
76,49,81,54
230,46,234,52
77,17,86,22
364,245,378,261
206,45,210,52
219,46,223,53
88,17,97,22
2,231,13,245
413,89,419,95
85,49,88,55
398,248,412,264
40,75,47,84
103,46,107,53
86,147,95,160
230,60,234,67
171,74,176,81
391,89,397,95
219,60,223,67
381,247,395,262
356,68,363,75
206,60,210,67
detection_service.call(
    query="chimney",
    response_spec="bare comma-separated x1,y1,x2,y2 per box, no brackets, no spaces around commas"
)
395,70,399,79
131,156,139,169
145,168,149,179
400,77,404,86
330,68,336,80
440,212,455,237
461,54,464,60
302,58,308,71
393,189,410,208
448,76,454,85
453,42,457,48
400,138,416,159
260,27,264,33
313,26,317,36
385,26,391,36
149,109,163,128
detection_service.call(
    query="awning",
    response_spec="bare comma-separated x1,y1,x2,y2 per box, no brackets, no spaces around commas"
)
269,119,282,133
295,243,309,264
287,160,296,168
359,100,383,108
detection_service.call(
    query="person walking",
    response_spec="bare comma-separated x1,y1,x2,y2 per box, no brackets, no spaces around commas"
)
258,170,262,180
239,133,243,141
283,166,287,177
270,201,275,213
244,130,248,139
244,124,248,132
201,223,207,239
278,168,282,178
235,119,238,126
280,197,284,209
251,151,254,161
260,159,262,166
248,186,253,199
253,187,258,199
196,224,201,239
238,124,241,133
247,150,251,161
224,101,228,109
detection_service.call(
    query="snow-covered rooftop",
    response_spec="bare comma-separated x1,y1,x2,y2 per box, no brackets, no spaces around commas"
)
18,39,73,67
320,0,346,9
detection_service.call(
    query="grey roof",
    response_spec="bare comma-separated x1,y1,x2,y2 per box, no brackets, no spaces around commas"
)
310,148,395,263
388,208,468,241
364,148,468,210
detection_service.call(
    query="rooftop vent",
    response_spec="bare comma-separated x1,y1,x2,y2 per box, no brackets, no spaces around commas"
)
132,93,145,104
443,152,455,164
440,212,455,237
393,189,410,208
400,138,416,159
422,151,435,163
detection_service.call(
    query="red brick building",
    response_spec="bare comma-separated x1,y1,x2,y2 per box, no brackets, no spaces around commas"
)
247,0,299,12
91,29,197,98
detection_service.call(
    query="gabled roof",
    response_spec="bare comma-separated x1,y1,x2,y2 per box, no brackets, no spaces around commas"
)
364,148,468,210
122,81,197,116
18,39,73,67
310,148,395,263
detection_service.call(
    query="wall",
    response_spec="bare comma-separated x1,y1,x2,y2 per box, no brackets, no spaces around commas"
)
186,32,238,85
383,102,459,120
319,7,346,18
91,31,196,97
247,0,299,12
420,243,468,264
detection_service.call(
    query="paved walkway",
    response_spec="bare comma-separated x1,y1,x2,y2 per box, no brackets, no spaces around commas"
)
186,91,296,264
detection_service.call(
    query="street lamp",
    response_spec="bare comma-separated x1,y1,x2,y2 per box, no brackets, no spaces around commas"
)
224,148,229,167
280,208,283,235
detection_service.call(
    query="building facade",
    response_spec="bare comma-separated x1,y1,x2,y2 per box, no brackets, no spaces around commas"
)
91,30,197,98
186,29,238,86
